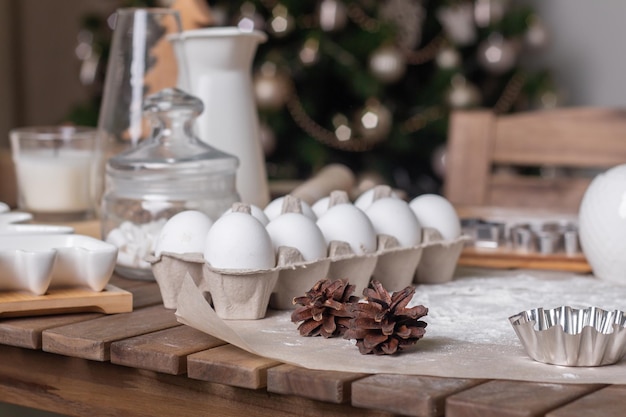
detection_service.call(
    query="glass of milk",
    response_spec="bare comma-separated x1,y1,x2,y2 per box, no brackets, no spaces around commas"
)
10,126,97,221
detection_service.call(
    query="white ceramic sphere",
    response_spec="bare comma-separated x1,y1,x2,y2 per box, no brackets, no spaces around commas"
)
579,164,626,283
266,212,327,261
409,194,461,241
204,211,275,270
316,204,377,255
365,197,422,247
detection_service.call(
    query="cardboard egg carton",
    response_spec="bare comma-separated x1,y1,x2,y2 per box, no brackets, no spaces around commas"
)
148,225,468,320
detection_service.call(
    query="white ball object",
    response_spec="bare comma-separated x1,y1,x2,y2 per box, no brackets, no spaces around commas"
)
579,164,626,283
204,211,275,270
264,196,317,222
266,213,327,261
223,204,269,226
409,194,461,241
154,211,213,256
317,204,377,255
365,197,422,247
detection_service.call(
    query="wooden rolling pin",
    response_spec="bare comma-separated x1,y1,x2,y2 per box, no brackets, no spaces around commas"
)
290,164,356,205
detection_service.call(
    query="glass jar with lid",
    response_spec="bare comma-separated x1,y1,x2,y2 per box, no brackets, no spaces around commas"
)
101,88,240,280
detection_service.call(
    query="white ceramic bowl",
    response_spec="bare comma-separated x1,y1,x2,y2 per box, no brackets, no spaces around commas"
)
0,234,118,294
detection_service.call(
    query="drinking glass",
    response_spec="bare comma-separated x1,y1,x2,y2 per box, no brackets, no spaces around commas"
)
93,8,185,209
10,126,97,221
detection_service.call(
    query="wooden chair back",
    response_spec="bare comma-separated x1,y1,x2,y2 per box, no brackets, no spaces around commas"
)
443,108,626,213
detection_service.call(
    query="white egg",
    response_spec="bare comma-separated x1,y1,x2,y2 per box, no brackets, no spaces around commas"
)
312,196,330,218
223,203,269,226
264,196,317,222
204,211,275,270
266,212,327,261
365,197,422,247
354,188,400,211
154,210,213,256
409,194,461,240
317,204,377,255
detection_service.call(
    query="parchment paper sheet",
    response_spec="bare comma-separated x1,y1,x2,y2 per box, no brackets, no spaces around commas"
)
175,268,626,383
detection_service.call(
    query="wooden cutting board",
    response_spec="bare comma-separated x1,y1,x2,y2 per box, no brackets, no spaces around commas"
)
0,285,133,318
458,246,592,273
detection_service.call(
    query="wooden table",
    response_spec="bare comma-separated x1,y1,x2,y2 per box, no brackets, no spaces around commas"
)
2,274,626,417
1,220,625,417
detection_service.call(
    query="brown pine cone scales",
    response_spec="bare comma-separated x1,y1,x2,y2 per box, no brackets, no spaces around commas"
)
291,279,360,338
344,281,428,355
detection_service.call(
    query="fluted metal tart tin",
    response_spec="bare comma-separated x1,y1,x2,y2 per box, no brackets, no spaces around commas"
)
509,306,626,367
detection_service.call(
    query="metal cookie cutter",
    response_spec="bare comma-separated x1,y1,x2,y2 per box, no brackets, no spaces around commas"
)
510,221,580,256
461,218,506,248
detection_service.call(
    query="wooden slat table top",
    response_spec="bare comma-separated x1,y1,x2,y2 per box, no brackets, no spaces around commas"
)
0,275,623,416
111,325,225,375
0,312,101,349
546,385,626,417
445,380,605,417
268,363,368,404
42,304,180,361
352,374,486,417
188,344,281,389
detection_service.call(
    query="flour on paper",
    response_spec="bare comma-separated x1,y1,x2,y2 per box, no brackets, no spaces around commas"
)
176,269,626,383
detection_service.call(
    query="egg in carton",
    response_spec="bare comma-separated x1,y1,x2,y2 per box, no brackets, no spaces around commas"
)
200,203,280,319
265,195,331,310
408,194,471,284
361,186,425,292
316,190,379,295
150,200,331,318
148,206,276,316
150,188,469,318
350,186,469,288
147,210,213,310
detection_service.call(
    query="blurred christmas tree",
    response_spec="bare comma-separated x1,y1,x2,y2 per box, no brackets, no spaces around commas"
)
206,0,555,197
71,0,556,198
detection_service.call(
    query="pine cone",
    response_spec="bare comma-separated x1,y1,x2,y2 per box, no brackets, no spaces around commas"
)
291,279,359,338
344,280,428,355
